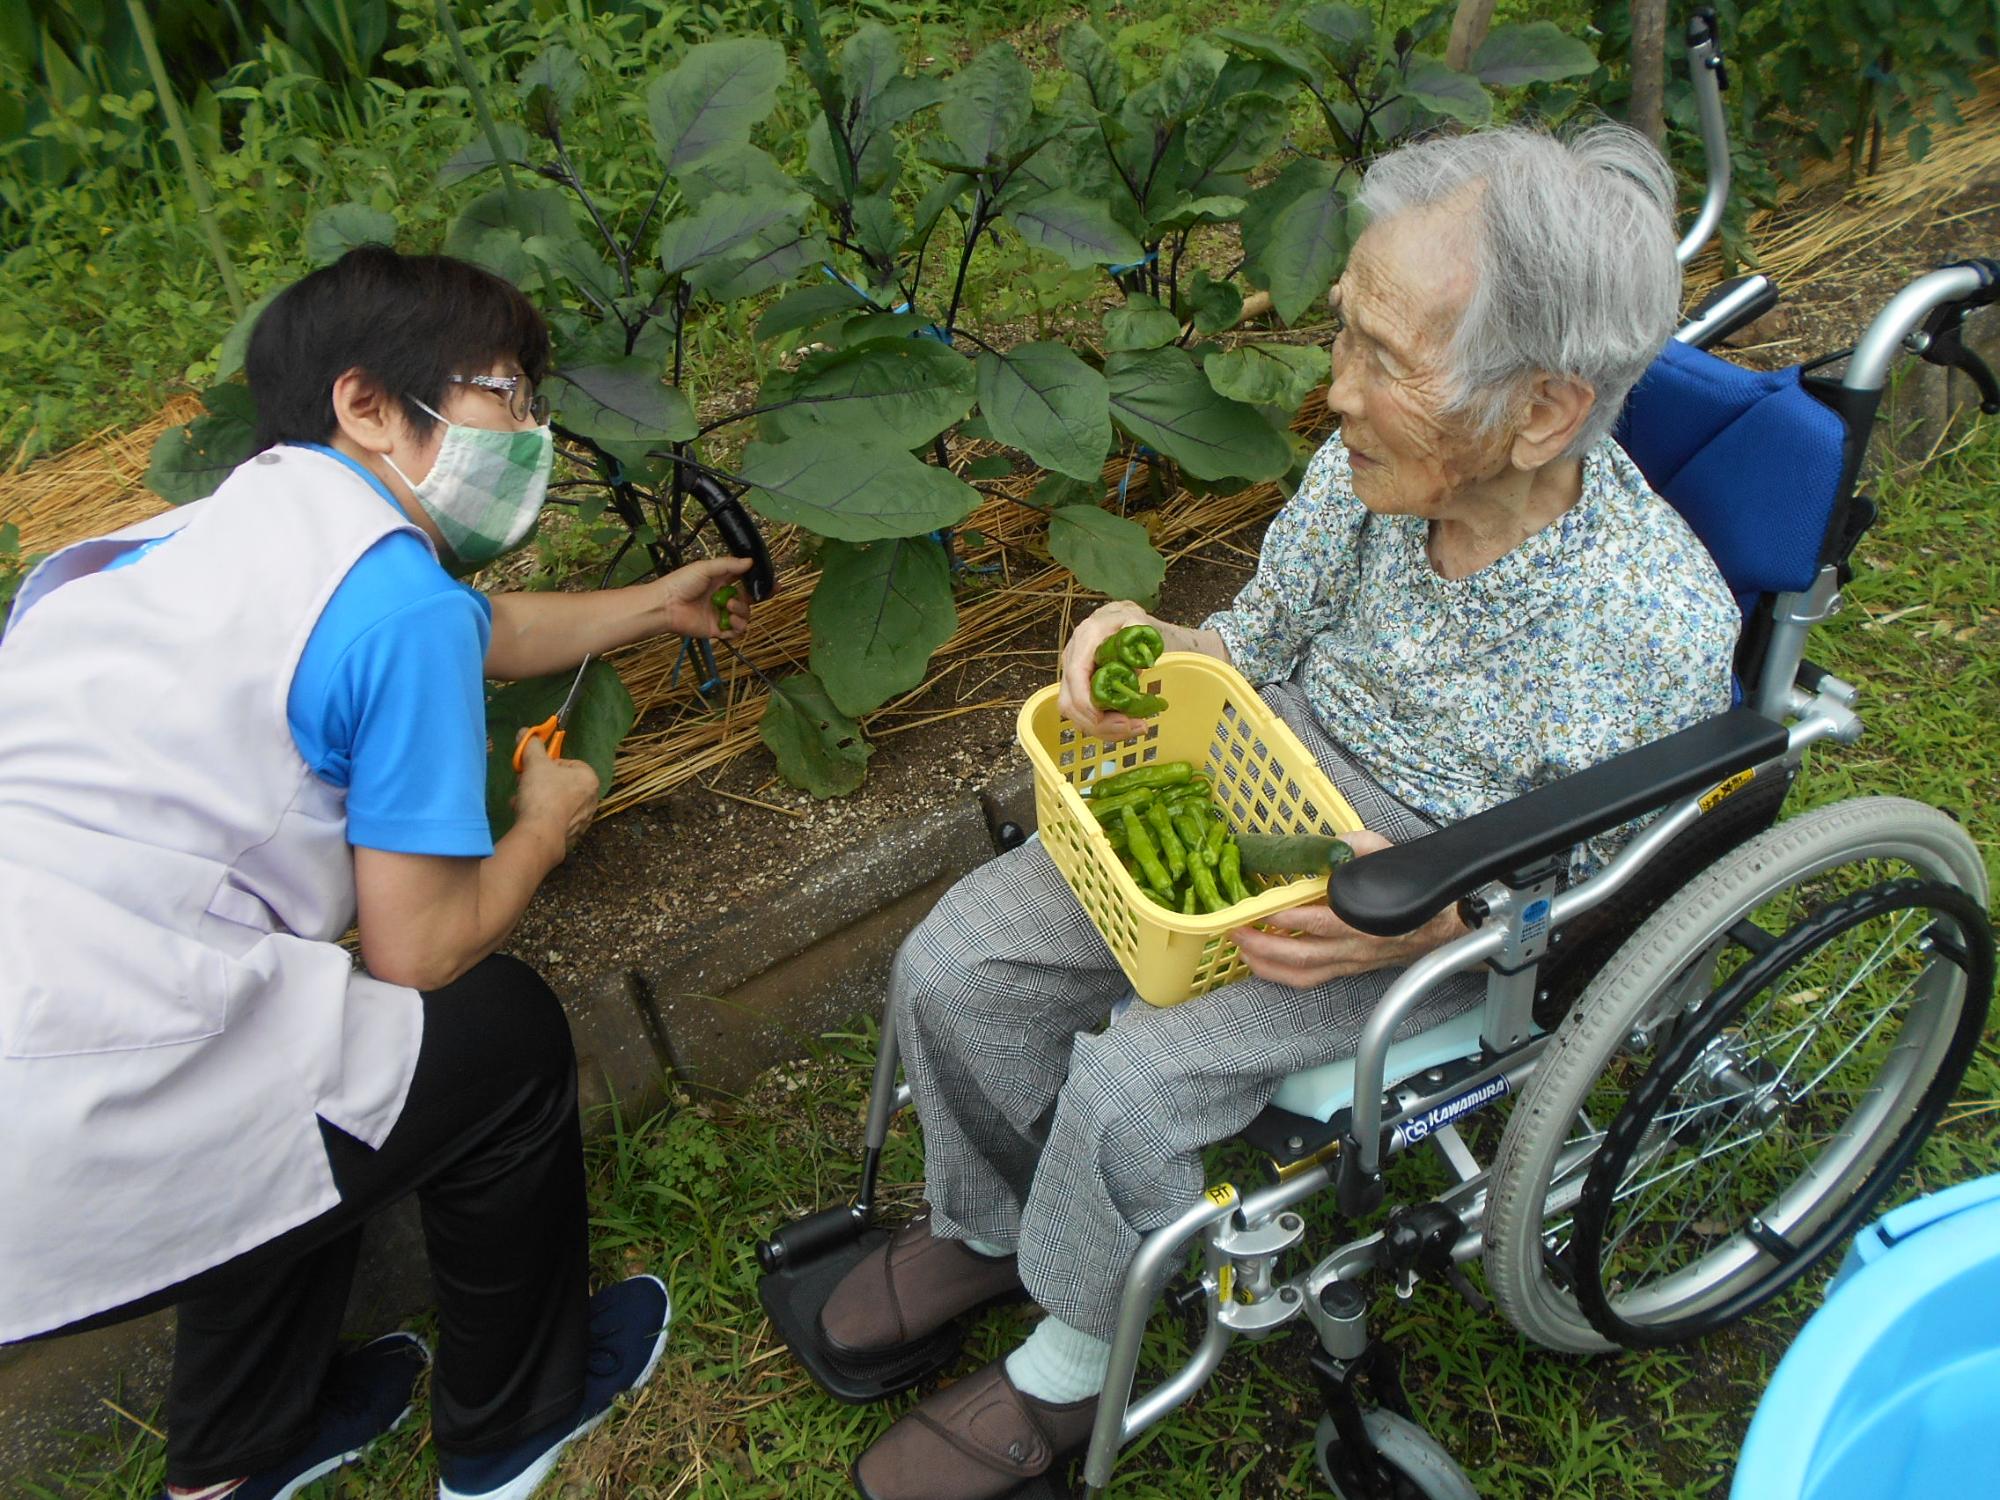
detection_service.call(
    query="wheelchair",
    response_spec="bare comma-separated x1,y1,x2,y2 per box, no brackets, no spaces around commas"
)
755,19,2000,1496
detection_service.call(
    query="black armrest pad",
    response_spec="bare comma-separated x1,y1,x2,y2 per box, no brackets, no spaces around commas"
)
1328,710,1791,936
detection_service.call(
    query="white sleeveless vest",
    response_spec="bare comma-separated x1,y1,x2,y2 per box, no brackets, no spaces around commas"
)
0,446,435,1341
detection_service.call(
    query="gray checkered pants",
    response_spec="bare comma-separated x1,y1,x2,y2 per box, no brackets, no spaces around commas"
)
892,680,1483,1342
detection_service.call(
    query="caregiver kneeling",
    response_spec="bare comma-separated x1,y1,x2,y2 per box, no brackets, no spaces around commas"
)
0,247,749,1500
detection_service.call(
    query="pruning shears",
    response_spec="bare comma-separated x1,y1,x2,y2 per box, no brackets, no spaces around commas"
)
513,654,592,772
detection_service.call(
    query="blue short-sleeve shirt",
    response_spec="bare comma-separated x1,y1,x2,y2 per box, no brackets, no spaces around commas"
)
108,445,495,856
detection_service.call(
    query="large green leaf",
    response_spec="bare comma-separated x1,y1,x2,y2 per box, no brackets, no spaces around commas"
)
659,188,810,277
1203,343,1331,411
677,141,797,205
1105,347,1292,482
144,384,259,504
756,282,875,344
1242,164,1358,326
1003,191,1144,269
759,340,975,450
304,203,396,265
523,233,621,310
1059,22,1125,115
736,437,979,541
647,38,787,175
546,359,696,445
692,232,830,302
444,187,577,261
1300,3,1378,65
214,288,282,382
939,43,1032,169
1103,300,1182,352
760,672,872,798
975,342,1112,481
484,659,636,838
808,536,957,714
1472,23,1598,87
1211,27,1323,84
1181,269,1243,336
1183,92,1289,185
1399,58,1493,127
519,43,586,136
1048,505,1167,602
438,123,532,185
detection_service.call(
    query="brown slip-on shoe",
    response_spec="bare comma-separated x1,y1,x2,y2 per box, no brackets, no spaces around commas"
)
819,1210,1023,1358
851,1355,1098,1500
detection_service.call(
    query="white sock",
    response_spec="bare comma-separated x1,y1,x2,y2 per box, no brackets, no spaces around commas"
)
1004,1315,1111,1404
963,1235,1013,1260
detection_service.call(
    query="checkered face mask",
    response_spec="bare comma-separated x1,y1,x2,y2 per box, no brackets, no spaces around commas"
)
385,397,553,565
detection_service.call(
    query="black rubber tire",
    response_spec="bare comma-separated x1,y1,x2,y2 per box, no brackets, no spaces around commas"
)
1482,797,1990,1353
1315,1409,1481,1500
1568,875,1992,1347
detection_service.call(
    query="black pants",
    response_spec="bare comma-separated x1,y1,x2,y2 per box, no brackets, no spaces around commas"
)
33,954,590,1487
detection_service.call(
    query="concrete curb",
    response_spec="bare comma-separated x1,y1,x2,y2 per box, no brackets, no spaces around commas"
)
2,766,1042,1483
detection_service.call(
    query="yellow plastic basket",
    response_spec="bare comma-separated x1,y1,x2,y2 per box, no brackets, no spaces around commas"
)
1016,652,1361,1007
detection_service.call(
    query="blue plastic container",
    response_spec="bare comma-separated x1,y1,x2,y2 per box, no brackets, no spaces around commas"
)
1731,1173,2000,1499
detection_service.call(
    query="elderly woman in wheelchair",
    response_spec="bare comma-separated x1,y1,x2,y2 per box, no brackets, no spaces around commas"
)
759,115,1999,1500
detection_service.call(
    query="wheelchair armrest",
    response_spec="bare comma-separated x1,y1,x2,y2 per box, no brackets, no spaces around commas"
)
1328,709,1791,936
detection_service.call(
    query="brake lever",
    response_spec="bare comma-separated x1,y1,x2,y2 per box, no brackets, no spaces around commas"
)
1914,299,2000,415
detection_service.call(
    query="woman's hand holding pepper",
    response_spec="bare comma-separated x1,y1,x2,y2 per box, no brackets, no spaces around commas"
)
647,554,754,640
1060,602,1234,741
1228,830,1467,988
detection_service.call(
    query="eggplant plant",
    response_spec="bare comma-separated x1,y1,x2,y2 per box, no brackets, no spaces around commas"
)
143,1,1598,800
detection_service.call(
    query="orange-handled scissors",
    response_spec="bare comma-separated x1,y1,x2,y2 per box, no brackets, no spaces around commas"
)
512,655,592,773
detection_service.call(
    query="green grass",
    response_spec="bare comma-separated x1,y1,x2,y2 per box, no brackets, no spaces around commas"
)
21,416,2000,1498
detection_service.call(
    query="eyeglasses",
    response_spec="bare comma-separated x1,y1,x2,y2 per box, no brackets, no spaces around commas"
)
448,372,550,424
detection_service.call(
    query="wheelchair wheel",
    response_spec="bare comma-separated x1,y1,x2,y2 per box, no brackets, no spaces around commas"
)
1482,797,1991,1354
1316,1409,1480,1500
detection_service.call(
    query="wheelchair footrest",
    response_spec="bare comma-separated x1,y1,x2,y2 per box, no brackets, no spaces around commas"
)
757,1225,967,1404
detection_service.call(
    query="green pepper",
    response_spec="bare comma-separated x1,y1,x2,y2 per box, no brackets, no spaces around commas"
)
1174,811,1212,866
1190,861,1227,913
1145,802,1188,881
1094,624,1164,673
1091,662,1168,719
1182,885,1198,915
1087,787,1159,823
1218,842,1254,904
710,583,738,632
1203,820,1227,864
1088,761,1194,797
1122,807,1175,894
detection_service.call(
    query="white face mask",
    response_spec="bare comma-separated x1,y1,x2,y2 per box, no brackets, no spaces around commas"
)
383,397,554,564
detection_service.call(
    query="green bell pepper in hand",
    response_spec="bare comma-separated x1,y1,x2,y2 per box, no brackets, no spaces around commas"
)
1094,624,1164,673
1091,662,1167,718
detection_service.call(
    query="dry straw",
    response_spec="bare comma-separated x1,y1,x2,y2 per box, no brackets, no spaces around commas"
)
6,67,1995,820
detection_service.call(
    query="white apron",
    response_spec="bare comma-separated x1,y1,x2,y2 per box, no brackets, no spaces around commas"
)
0,446,435,1342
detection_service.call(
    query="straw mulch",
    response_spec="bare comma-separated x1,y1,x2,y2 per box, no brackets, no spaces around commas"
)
6,68,1996,816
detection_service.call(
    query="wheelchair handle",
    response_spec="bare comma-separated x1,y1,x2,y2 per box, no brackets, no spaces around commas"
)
1674,9,1731,267
1847,260,1999,395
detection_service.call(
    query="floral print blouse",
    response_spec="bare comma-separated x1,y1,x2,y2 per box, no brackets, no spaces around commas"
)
1204,432,1740,875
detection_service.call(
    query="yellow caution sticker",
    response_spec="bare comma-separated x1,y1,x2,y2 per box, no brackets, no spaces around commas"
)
1204,1183,1239,1209
1699,768,1755,813
1216,1265,1234,1304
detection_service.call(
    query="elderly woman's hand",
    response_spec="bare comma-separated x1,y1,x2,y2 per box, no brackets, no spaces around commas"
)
1229,830,1466,988
1059,601,1162,740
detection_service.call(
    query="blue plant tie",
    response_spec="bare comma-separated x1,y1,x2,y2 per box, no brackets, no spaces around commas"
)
668,637,722,700
1106,249,1160,277
1116,445,1158,514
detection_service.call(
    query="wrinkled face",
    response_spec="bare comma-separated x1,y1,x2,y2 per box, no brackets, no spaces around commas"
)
1325,198,1515,518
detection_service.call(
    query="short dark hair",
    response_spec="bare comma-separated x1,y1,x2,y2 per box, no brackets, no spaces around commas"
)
245,245,550,452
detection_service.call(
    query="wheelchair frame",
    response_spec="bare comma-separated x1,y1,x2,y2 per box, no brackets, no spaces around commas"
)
756,13,2000,1495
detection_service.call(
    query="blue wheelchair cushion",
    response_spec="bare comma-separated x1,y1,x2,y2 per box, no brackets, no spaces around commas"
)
1616,339,1849,602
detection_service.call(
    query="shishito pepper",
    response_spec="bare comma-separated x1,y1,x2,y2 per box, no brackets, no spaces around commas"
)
710,583,738,632
1218,842,1254,904
1088,761,1194,797
1190,861,1227,913
1145,801,1188,880
1094,624,1164,673
1091,662,1168,719
1173,810,1212,866
1121,807,1175,894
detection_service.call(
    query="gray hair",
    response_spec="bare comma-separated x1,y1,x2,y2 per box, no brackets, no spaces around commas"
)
1355,122,1682,455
